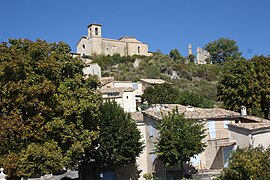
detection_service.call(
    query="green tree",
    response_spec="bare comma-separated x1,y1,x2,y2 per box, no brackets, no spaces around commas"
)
179,90,214,108
218,57,270,118
169,49,183,61
142,83,180,105
188,54,196,63
218,60,261,116
146,65,160,79
252,56,270,119
83,101,143,178
217,147,270,180
155,108,206,169
204,38,242,63
0,39,102,178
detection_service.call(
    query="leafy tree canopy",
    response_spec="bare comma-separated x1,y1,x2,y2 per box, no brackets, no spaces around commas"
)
217,147,270,180
0,39,102,177
83,101,143,177
204,38,242,63
142,83,214,108
169,49,184,61
179,90,214,108
142,83,180,105
188,54,196,63
218,56,270,118
155,108,206,168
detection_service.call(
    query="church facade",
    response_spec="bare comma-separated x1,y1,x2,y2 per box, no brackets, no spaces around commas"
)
77,24,151,57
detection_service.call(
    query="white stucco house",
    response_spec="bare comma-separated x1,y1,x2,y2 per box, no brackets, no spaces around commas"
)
83,63,101,78
100,86,136,113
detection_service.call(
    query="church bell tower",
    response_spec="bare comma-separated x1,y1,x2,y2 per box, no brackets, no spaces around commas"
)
87,24,102,37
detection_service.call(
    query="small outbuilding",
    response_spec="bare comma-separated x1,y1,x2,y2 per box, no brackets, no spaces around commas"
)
228,123,270,149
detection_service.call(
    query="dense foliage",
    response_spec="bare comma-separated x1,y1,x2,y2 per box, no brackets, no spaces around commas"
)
169,49,184,61
0,39,102,177
142,83,214,108
218,56,270,118
217,147,270,180
82,101,143,177
142,83,180,105
155,109,206,168
204,38,242,63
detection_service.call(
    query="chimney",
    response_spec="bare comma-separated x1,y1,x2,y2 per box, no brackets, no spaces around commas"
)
240,106,247,116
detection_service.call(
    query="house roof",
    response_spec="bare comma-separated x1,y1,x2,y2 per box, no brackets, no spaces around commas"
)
100,87,134,93
87,23,102,27
228,123,270,131
140,79,166,84
240,115,270,123
100,77,114,86
130,112,144,123
143,104,242,121
118,36,142,43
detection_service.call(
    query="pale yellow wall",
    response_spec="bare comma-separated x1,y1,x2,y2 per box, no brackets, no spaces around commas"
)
91,37,103,55
202,119,235,169
127,42,149,56
88,24,102,37
77,38,91,56
102,39,126,56
136,123,149,180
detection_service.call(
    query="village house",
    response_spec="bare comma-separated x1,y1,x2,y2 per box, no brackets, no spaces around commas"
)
136,104,264,178
76,24,152,57
100,86,136,112
228,122,270,149
99,77,166,112
83,63,101,78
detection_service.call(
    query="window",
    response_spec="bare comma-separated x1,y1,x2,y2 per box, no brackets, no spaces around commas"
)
126,96,129,99
95,27,98,35
138,46,140,53
149,121,154,137
208,120,216,139
108,92,119,97
132,83,138,89
82,44,85,49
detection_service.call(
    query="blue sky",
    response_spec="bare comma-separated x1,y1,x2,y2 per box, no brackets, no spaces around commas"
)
1,0,270,59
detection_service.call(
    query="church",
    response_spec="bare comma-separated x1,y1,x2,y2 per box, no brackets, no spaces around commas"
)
77,24,152,57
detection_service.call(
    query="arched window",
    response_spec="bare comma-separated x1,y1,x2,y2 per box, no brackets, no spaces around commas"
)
138,46,140,54
82,44,85,49
95,27,98,35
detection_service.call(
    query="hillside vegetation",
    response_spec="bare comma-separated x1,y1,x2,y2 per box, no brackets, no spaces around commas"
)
90,53,221,107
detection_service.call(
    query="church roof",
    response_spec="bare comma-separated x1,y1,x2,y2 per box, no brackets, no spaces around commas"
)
87,23,102,27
